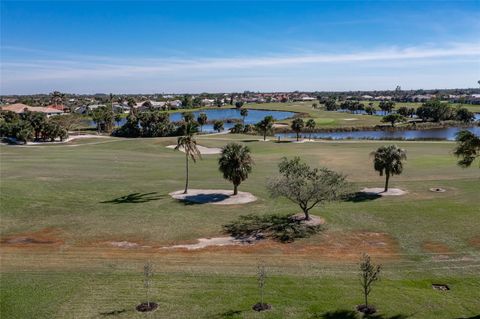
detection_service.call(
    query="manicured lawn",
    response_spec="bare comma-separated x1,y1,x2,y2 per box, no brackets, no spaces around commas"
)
1,136,479,318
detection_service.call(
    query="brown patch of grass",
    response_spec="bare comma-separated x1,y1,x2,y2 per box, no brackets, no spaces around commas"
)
468,235,480,249
1,227,64,248
422,241,452,254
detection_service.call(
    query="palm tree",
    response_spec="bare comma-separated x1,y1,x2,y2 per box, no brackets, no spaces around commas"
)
255,115,274,141
197,113,208,132
291,118,305,141
306,119,316,140
213,120,224,132
218,143,254,195
240,108,248,124
371,145,407,192
175,122,201,194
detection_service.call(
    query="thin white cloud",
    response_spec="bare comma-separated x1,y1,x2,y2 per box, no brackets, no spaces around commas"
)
1,42,479,93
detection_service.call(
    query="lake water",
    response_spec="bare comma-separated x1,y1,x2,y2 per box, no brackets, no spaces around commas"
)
276,126,480,141
107,108,295,132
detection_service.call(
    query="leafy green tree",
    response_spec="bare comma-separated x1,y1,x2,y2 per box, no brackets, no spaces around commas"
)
240,108,248,124
218,143,254,195
324,99,337,111
175,122,201,194
197,112,208,132
90,106,114,133
454,130,480,168
455,108,475,123
181,95,193,108
235,101,244,108
381,114,406,127
291,118,305,141
213,120,224,132
371,145,407,192
231,123,245,134
306,119,316,140
267,157,350,220
378,101,395,114
255,115,274,141
364,106,376,115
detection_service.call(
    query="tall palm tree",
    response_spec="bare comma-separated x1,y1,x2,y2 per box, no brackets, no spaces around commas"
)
255,115,274,141
291,118,305,141
240,108,248,124
197,112,208,132
218,143,254,195
306,119,316,140
176,122,201,194
371,145,407,192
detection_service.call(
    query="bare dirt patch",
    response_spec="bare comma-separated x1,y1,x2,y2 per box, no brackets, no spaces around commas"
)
169,189,257,205
290,213,325,226
1,227,63,247
361,187,407,196
166,144,221,154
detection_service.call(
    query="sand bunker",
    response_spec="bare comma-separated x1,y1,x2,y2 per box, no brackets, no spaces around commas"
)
272,123,289,128
169,189,257,205
291,139,316,143
166,145,222,155
361,187,407,196
163,236,255,250
343,118,359,121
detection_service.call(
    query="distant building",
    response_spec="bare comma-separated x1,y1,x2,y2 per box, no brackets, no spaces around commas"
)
0,103,63,117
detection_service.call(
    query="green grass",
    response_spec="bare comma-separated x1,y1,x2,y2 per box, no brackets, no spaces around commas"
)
1,136,479,318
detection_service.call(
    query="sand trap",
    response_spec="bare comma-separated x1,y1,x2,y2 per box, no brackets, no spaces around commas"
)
169,189,257,205
166,144,222,155
273,123,289,128
343,118,359,121
361,188,407,196
291,139,316,143
163,236,255,250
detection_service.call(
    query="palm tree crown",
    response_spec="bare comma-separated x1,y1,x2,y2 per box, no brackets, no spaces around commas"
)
218,143,254,195
371,145,407,192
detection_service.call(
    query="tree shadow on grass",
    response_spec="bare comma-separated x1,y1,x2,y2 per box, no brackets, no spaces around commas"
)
345,192,381,203
180,193,230,205
101,192,164,204
311,310,411,319
455,316,480,319
224,213,323,243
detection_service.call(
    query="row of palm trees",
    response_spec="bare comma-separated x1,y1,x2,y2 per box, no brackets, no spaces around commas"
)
175,121,253,195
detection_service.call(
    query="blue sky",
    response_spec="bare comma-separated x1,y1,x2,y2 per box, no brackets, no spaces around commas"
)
1,1,479,94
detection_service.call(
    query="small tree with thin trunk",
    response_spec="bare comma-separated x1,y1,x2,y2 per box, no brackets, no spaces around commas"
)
267,157,350,220
291,118,304,141
252,261,271,311
218,143,254,195
370,145,407,192
213,120,224,132
143,261,153,309
358,253,381,314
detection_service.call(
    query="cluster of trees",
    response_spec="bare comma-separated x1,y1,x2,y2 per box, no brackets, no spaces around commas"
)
416,100,475,123
0,110,70,143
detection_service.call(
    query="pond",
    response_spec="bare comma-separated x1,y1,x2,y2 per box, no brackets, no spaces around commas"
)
103,108,296,133
276,126,480,141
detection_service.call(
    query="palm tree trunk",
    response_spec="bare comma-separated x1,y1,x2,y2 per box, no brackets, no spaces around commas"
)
296,132,299,141
263,131,266,141
233,184,238,195
384,173,390,192
183,154,189,194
